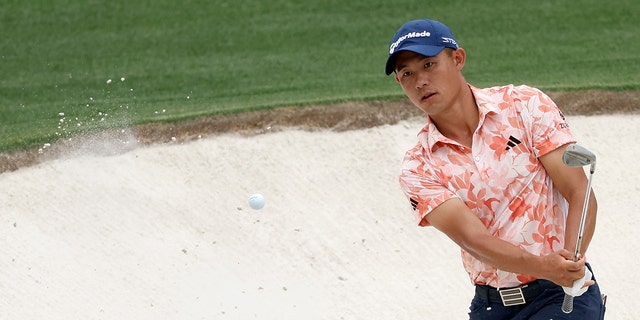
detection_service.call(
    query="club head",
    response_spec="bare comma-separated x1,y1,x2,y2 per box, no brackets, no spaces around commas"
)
563,144,596,172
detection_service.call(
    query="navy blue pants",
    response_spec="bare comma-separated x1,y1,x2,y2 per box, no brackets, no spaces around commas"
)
469,265,606,319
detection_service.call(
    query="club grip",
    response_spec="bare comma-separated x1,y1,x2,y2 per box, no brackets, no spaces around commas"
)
562,293,574,313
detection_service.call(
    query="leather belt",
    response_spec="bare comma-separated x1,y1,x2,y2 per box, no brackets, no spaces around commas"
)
475,280,557,307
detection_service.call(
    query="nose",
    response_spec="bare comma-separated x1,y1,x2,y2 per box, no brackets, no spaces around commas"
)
415,70,429,89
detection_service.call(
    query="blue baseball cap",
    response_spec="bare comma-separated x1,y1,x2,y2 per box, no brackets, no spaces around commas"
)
385,19,459,75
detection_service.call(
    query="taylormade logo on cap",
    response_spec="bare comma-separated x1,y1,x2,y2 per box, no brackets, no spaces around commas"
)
389,31,431,54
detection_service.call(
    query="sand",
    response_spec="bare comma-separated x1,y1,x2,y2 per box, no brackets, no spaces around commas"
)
1,114,638,319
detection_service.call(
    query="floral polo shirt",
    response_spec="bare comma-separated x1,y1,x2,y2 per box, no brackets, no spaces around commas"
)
399,84,576,288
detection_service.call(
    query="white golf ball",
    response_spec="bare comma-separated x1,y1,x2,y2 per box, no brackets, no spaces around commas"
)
249,193,265,210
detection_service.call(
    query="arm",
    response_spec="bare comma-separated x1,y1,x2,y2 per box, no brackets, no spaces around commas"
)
539,143,598,258
425,197,586,287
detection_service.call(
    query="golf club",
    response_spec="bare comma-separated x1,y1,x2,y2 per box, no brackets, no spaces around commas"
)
561,143,596,314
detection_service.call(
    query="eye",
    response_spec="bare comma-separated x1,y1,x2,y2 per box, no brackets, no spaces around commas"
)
401,71,412,78
424,61,435,68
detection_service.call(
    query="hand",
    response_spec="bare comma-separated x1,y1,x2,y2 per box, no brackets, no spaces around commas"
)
540,249,594,288
563,267,593,297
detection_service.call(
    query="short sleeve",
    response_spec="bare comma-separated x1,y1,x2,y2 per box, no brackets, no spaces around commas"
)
517,86,576,157
399,149,458,227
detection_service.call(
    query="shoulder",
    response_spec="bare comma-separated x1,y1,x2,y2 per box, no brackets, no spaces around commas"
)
478,84,545,96
401,140,427,170
473,84,557,114
475,84,547,102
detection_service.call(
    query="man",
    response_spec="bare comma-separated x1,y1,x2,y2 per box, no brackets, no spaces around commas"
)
386,18,606,318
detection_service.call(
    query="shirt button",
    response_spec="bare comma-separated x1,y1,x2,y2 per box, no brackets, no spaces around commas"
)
475,156,481,162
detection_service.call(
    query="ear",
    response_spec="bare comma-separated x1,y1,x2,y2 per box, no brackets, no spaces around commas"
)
394,73,401,83
454,48,466,71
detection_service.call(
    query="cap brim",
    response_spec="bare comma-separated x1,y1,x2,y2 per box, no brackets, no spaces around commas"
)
385,45,445,75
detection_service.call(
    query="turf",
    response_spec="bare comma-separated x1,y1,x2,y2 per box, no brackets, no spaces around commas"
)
1,0,639,152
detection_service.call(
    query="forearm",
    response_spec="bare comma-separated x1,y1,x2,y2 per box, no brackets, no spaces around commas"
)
564,190,598,258
459,233,547,279
428,198,584,287
455,231,586,287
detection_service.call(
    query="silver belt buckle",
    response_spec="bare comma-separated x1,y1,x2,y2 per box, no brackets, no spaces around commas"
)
498,286,527,306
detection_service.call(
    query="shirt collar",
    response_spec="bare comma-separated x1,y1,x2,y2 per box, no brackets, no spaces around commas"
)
418,84,500,151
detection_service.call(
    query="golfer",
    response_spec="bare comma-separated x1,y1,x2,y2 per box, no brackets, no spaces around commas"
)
386,18,606,318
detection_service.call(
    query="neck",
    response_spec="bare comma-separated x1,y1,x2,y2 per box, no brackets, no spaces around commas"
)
430,85,478,148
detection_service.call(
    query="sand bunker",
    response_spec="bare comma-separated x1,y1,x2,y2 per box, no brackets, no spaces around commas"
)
1,114,639,319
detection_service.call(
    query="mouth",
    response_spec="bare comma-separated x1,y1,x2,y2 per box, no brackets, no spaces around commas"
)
421,92,436,102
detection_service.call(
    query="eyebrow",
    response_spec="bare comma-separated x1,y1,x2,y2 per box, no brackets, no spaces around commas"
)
395,55,431,73
395,63,407,73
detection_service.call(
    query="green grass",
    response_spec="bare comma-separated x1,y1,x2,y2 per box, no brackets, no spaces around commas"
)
1,0,639,152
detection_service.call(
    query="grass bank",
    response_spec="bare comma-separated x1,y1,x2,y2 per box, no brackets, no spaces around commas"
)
1,0,638,151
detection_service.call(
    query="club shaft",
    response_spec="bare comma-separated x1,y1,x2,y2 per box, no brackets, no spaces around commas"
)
562,170,594,314
574,171,593,259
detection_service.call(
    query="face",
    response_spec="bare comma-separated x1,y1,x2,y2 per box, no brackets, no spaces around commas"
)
394,48,466,115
